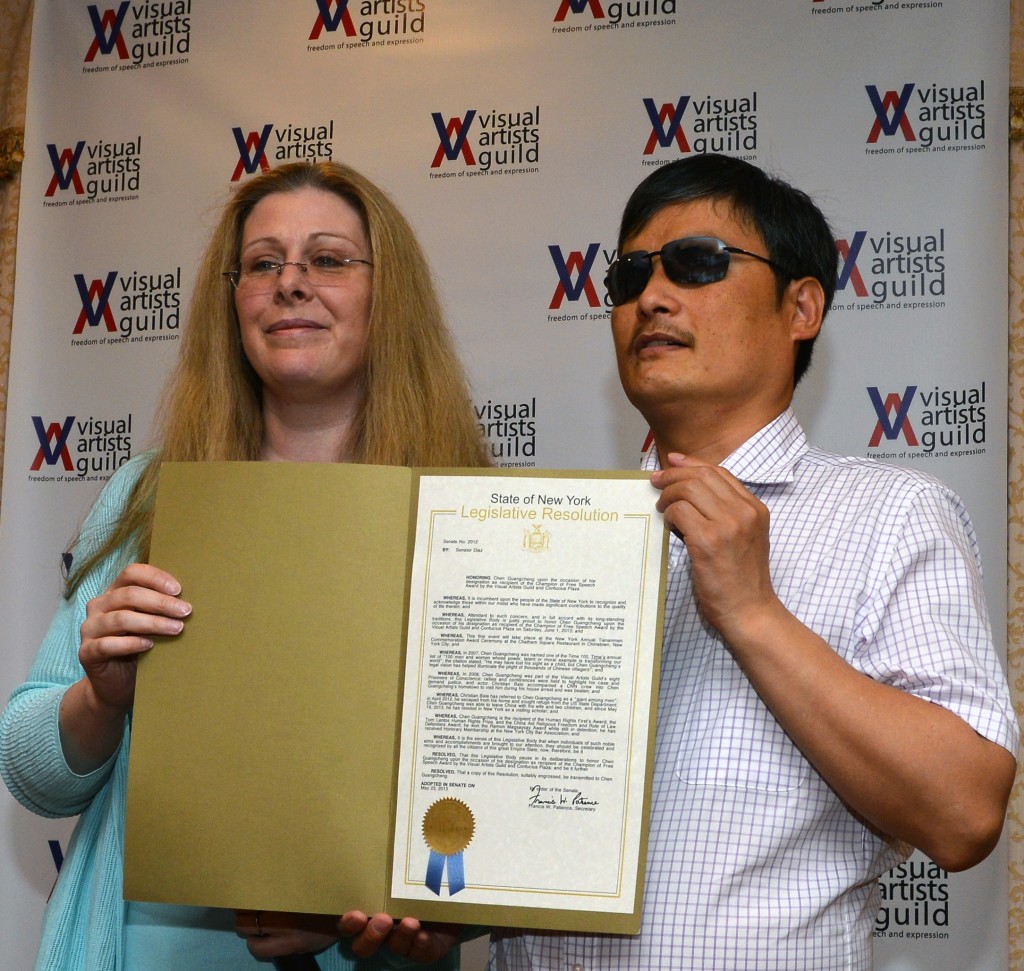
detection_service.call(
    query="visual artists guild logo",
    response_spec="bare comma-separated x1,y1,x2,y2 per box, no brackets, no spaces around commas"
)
640,91,758,165
310,0,357,37
83,1,191,72
476,398,537,467
555,0,605,16
552,0,678,32
307,0,425,49
875,860,949,941
29,413,133,482
229,120,336,181
833,227,947,311
43,137,142,206
866,382,986,459
546,242,615,320
864,80,987,156
71,267,182,345
429,106,540,180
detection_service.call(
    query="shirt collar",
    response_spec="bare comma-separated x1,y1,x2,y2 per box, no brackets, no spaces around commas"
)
640,408,809,487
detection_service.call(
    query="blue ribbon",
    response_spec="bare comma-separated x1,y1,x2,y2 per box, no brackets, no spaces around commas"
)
425,850,466,896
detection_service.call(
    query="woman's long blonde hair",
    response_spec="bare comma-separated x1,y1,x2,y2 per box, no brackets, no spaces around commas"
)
66,161,488,592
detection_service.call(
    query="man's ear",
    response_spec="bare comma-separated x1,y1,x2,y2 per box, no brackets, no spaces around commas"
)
786,277,825,342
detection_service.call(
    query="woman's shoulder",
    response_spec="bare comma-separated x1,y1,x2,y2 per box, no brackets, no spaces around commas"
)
87,450,157,518
71,450,158,565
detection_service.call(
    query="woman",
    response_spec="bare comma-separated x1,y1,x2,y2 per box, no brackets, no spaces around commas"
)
0,161,488,971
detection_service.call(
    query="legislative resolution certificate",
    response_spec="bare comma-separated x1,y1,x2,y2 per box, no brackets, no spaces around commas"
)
126,464,665,934
390,472,666,932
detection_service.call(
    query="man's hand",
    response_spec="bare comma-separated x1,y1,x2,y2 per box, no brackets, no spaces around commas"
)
339,911,463,963
651,452,779,638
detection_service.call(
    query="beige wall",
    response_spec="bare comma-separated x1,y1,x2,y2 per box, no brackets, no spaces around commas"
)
1,0,1023,965
0,0,33,514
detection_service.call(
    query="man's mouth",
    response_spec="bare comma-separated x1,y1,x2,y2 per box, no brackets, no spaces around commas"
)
634,331,693,353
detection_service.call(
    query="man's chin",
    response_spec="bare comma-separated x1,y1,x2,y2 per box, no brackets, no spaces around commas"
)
619,370,691,410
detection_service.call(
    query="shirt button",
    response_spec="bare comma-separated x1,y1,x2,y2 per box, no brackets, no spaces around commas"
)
571,964,584,971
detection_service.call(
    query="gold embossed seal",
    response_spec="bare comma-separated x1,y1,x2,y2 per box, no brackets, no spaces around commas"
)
422,798,475,856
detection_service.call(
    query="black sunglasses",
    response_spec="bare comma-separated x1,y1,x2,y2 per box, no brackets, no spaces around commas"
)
604,235,792,307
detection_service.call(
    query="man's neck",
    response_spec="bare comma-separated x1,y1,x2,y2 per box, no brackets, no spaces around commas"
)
645,401,791,467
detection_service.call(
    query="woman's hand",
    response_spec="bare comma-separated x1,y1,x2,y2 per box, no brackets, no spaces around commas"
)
78,563,191,714
236,911,340,961
59,563,190,774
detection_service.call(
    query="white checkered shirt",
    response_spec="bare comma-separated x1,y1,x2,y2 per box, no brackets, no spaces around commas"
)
489,409,1019,971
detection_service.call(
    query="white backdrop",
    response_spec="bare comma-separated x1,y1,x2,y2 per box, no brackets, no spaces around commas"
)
0,2,1011,968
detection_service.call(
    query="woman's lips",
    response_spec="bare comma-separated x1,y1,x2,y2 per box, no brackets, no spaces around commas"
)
266,318,324,334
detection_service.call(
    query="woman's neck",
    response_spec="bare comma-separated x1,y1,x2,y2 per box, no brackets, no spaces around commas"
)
260,398,358,463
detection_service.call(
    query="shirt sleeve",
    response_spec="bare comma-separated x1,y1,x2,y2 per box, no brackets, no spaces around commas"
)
853,479,1020,759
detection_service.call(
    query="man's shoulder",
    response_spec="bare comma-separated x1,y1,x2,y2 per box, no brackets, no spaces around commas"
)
803,445,945,481
798,445,960,505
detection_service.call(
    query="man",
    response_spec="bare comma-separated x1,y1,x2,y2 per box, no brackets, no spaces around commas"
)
489,154,1019,970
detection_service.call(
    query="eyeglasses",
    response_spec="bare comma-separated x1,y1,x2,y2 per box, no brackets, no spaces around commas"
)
604,236,791,306
223,256,373,294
